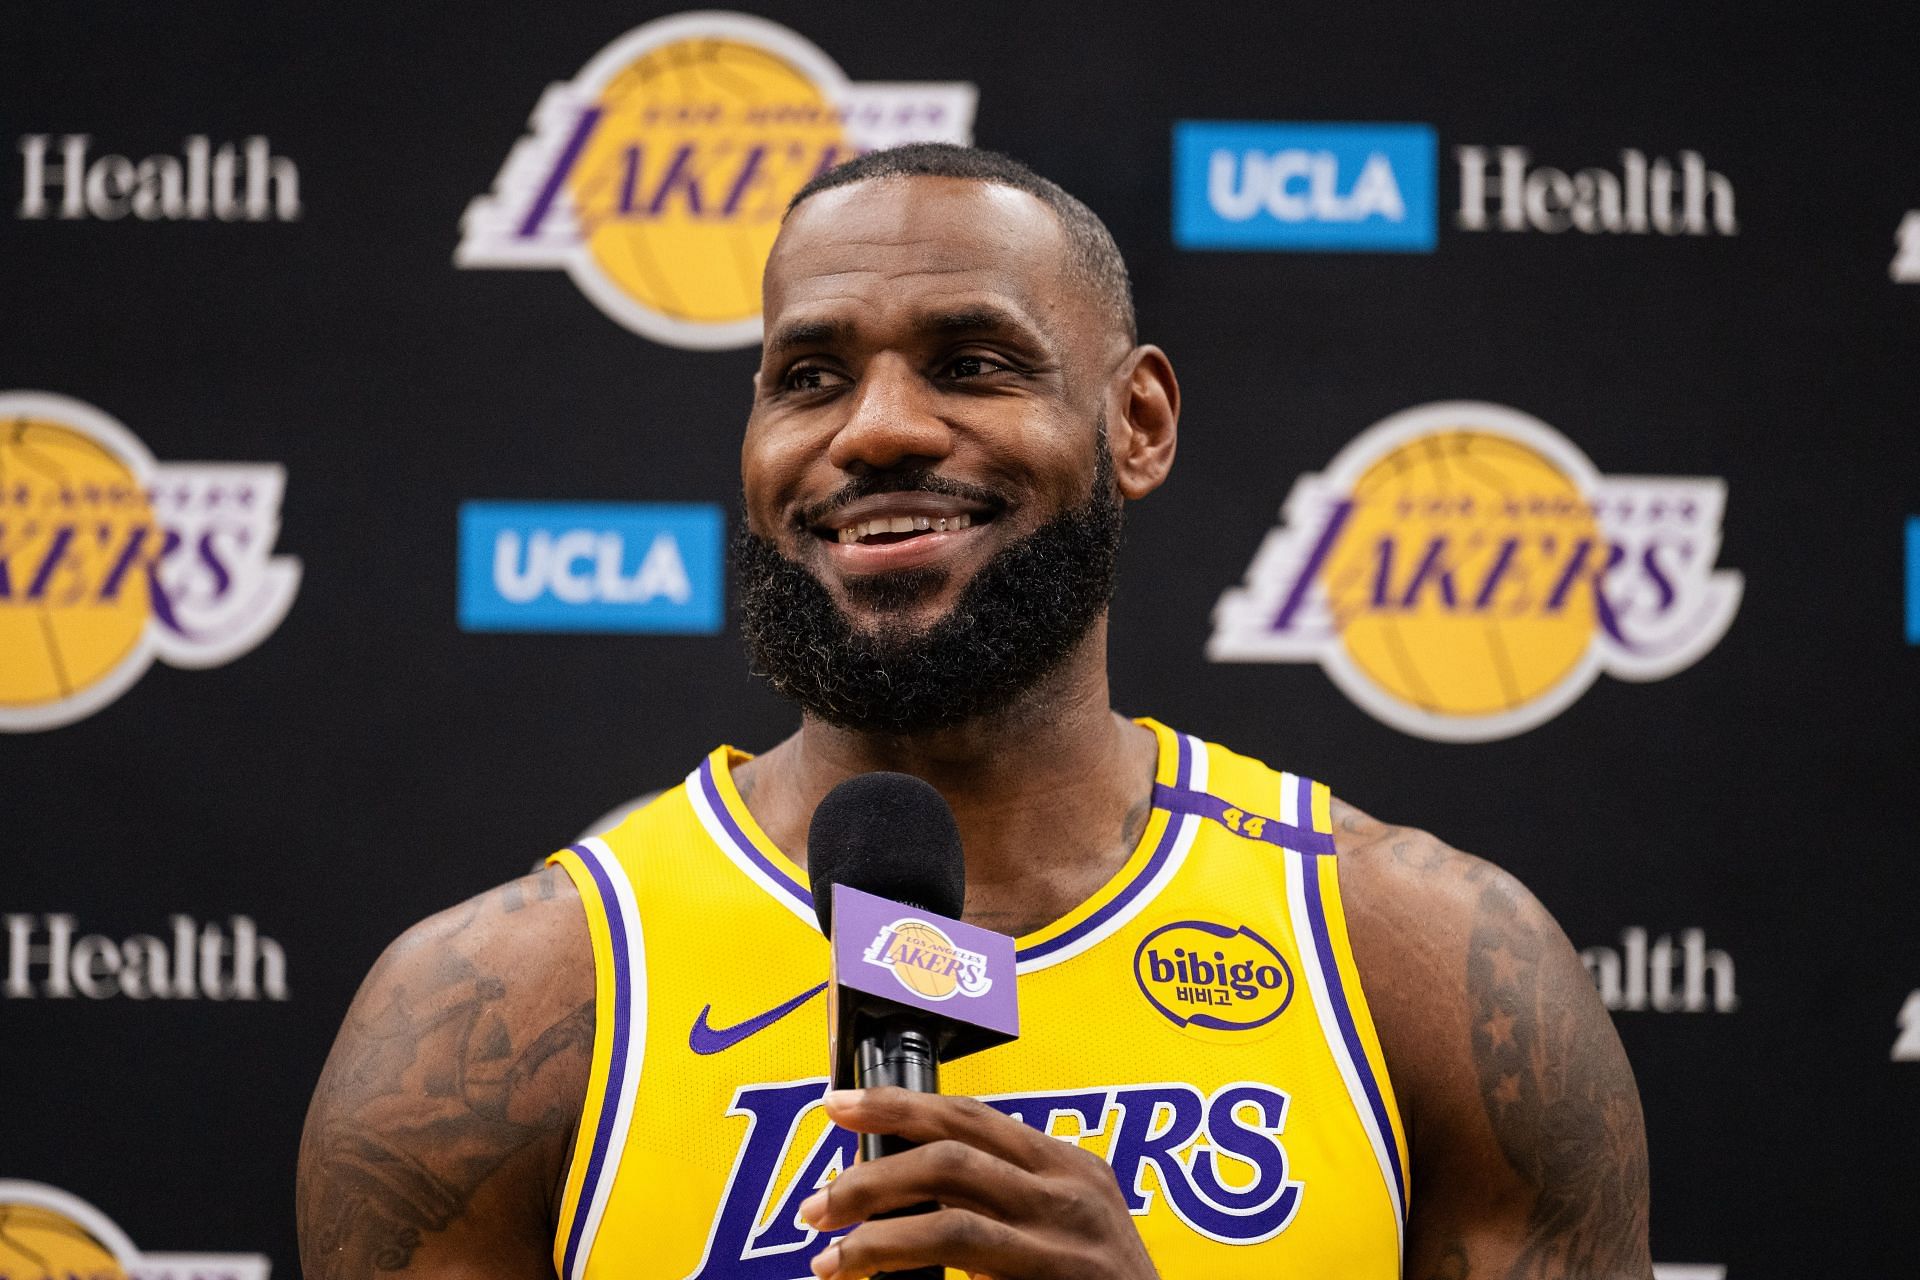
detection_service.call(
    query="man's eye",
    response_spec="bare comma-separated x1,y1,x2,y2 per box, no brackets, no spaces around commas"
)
946,354,1008,379
784,366,839,392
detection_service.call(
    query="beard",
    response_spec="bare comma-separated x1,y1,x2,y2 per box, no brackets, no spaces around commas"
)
736,434,1123,735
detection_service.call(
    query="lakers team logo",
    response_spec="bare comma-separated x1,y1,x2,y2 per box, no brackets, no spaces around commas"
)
0,1181,268,1280
0,392,300,732
695,1078,1303,1277
863,917,992,1001
1209,401,1742,742
1135,920,1295,1036
456,11,976,348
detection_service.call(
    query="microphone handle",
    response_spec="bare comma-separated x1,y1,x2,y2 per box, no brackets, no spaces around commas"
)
852,1016,942,1280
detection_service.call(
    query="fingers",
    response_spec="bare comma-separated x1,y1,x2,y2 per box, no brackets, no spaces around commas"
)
823,1087,1058,1170
806,1089,1141,1280
801,1137,1043,1231
811,1208,1051,1280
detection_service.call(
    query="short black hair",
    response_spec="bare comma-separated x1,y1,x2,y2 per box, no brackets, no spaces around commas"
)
785,143,1137,345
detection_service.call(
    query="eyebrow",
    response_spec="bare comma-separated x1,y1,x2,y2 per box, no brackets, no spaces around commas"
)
763,317,856,361
923,304,1036,338
764,304,1050,362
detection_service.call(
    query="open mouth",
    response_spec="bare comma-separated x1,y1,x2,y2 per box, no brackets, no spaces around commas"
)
810,496,999,549
831,511,978,546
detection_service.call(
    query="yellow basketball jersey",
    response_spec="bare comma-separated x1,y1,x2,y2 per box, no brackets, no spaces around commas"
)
547,720,1408,1279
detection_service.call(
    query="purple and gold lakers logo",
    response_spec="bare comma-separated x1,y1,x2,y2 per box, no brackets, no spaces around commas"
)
0,392,299,732
862,917,992,1001
695,1078,1304,1277
456,11,976,349
0,1181,267,1280
1134,920,1294,1038
1210,401,1743,741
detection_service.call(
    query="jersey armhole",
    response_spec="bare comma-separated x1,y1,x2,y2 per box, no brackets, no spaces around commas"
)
1316,843,1413,1196
546,841,647,1280
1281,776,1413,1238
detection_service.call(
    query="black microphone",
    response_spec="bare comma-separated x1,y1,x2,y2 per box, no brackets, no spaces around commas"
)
808,772,996,1280
808,772,966,1152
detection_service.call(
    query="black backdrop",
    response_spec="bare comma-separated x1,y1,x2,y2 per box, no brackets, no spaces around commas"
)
4,3,1916,1276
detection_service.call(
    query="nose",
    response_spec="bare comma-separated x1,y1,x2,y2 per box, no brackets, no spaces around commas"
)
825,353,953,474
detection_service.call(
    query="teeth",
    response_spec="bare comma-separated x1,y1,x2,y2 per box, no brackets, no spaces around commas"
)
835,511,973,543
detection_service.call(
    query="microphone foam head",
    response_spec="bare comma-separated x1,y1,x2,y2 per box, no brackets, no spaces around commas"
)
806,772,966,938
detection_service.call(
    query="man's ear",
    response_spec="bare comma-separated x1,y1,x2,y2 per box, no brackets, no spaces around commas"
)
1107,345,1179,500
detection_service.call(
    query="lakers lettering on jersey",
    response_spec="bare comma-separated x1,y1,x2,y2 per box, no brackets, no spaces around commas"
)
546,720,1408,1279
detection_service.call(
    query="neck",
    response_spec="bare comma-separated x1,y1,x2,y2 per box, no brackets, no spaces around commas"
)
736,622,1160,936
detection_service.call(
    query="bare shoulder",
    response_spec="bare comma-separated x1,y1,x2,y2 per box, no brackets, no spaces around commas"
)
1329,799,1552,1046
297,864,596,1279
1327,800,1502,1008
1329,798,1653,1280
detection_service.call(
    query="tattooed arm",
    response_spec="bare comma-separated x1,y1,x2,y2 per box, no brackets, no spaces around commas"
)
297,865,595,1278
1333,802,1653,1280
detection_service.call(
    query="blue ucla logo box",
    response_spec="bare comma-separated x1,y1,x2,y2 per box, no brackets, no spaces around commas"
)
1173,121,1437,252
1908,516,1919,645
458,501,723,633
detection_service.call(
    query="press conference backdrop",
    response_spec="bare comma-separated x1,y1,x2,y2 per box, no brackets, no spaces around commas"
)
3,2,1915,1275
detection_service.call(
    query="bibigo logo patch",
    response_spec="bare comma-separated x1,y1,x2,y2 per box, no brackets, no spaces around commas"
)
0,1180,268,1280
456,11,976,348
1209,401,1742,742
0,392,299,732
1134,920,1294,1036
863,917,992,1002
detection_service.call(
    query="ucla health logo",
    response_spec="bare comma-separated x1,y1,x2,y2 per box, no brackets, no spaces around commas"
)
0,1180,268,1280
457,11,975,348
1173,121,1437,251
863,917,991,1001
1134,920,1294,1036
1176,124,1740,251
1210,402,1743,742
458,501,722,633
0,392,299,733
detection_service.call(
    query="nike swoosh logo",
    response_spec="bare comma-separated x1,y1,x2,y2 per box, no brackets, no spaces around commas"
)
689,982,828,1055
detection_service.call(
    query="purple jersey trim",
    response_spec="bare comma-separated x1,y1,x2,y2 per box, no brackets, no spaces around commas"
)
1298,846,1407,1213
698,732,1191,963
560,842,635,1280
699,757,817,915
1151,781,1337,857
1016,732,1194,963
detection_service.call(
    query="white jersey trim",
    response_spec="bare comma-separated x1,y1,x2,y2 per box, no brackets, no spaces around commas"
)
1282,844,1407,1255
565,836,648,1280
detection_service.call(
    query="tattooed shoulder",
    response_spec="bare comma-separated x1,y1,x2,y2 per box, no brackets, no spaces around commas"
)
297,864,595,1278
1333,800,1652,1280
1458,862,1651,1279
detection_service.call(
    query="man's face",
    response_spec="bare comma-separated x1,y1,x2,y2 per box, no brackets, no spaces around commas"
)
738,177,1127,730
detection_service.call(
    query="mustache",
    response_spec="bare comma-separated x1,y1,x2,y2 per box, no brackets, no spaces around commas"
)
795,469,1008,529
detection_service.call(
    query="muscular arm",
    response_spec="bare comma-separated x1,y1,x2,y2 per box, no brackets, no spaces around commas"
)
1334,803,1653,1280
297,865,595,1279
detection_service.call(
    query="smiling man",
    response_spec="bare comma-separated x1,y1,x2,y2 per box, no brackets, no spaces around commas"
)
299,145,1653,1280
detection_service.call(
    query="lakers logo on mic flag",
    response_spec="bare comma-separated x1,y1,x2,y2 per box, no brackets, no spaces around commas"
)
828,884,1018,1038
863,917,993,1000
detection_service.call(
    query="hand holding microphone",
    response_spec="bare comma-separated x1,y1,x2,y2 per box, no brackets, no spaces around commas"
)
804,774,1160,1280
